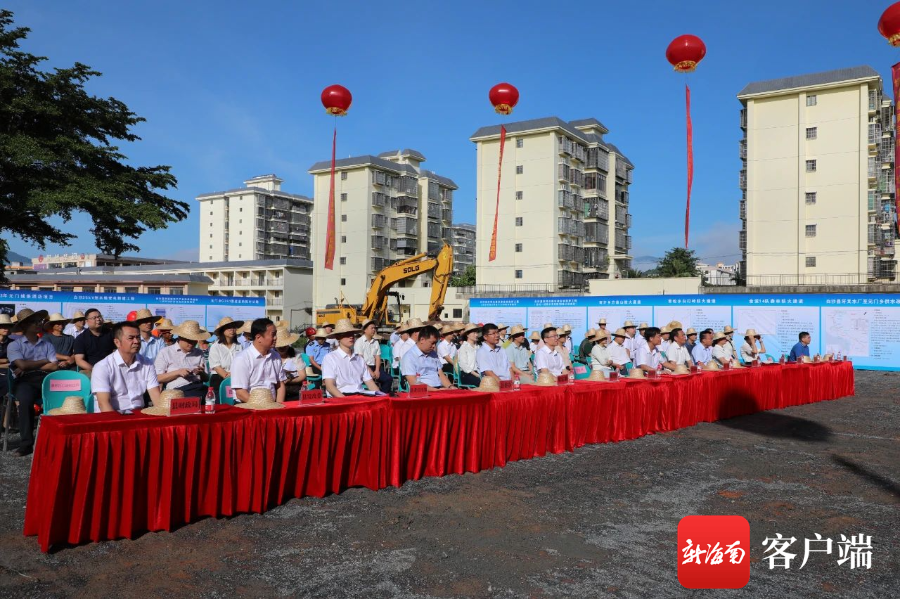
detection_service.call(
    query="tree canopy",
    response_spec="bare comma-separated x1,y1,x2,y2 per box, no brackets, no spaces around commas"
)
0,10,187,281
450,264,476,287
657,247,700,277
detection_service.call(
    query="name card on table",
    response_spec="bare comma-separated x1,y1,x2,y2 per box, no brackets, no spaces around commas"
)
169,397,201,416
556,375,569,385
498,379,513,392
225,386,234,399
50,379,81,392
301,389,323,402
409,384,429,398
574,365,588,375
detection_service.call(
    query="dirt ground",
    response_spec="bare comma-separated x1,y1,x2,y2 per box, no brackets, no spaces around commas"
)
0,371,897,598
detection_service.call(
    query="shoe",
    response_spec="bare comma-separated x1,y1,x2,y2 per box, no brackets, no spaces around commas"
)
16,445,33,457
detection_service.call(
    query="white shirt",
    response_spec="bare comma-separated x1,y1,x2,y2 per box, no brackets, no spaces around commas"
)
740,341,758,363
723,339,738,360
633,345,661,370
154,344,206,390
712,344,733,365
667,342,691,368
659,339,671,355
457,341,478,374
590,344,611,370
623,335,635,354
230,344,286,398
437,339,457,364
63,323,86,339
354,336,381,367
209,341,242,372
91,350,159,412
476,343,511,381
562,337,573,355
392,338,414,368
322,348,372,394
389,332,401,346
608,341,629,366
535,345,565,376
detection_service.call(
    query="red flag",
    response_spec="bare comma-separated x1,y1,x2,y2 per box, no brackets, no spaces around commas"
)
324,127,337,270
893,62,900,235
489,125,506,261
685,84,693,249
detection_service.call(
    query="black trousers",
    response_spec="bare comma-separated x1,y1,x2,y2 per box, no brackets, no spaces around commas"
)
459,371,481,387
14,372,46,447
209,374,225,402
172,381,209,399
368,366,393,394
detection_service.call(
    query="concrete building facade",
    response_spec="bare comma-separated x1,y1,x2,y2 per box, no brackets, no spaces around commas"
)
197,175,313,263
308,149,457,311
470,117,634,292
449,223,476,275
738,66,897,286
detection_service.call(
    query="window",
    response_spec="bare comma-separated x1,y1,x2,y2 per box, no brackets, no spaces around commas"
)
515,270,523,279
516,165,523,174
805,224,817,237
805,192,817,205
516,191,523,200
240,207,242,212
210,211,213,216
806,127,817,140
341,172,347,181
806,95,817,106
340,278,346,285
341,235,347,243
515,243,523,252
806,256,816,267
806,160,817,172
209,234,213,238
147,287,161,295
124,287,139,293
453,308,463,318
515,217,523,226
339,257,346,265
210,244,213,249
516,138,523,148
341,214,347,222
341,193,347,201
209,256,213,260
209,222,212,228
103,287,116,293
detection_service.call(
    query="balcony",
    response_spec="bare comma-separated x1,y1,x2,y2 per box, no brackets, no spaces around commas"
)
584,197,609,220
739,170,747,190
371,235,387,249
869,89,878,111
740,108,747,129
739,230,747,251
869,123,881,146
267,297,283,307
739,139,747,160
371,192,388,207
427,202,441,220
442,208,452,222
264,278,283,287
392,195,418,215
371,214,386,229
739,199,746,220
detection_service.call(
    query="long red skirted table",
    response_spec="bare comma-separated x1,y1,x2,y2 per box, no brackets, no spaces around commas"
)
24,361,854,551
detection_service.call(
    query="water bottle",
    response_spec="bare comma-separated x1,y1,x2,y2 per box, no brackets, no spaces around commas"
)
656,364,663,378
205,386,216,414
836,350,842,361
513,374,521,391
779,354,786,365
567,370,575,384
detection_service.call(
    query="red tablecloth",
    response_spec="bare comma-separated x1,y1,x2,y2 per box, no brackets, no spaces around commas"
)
24,362,854,551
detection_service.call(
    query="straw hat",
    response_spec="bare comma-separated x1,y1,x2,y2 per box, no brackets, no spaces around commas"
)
686,328,697,336
142,389,185,416
800,355,813,364
562,324,572,333
598,318,607,325
535,372,558,386
156,317,175,331
613,328,627,338
672,364,691,375
360,318,378,330
731,358,745,369
477,375,501,392
44,312,70,325
588,369,609,382
637,322,649,331
237,321,252,335
214,317,244,337
660,325,671,335
585,328,596,338
497,323,509,332
13,308,48,332
398,318,425,333
70,310,86,322
723,325,735,334
274,319,289,329
172,320,210,342
530,331,540,341
461,322,481,336
543,322,554,329
623,320,635,328
668,320,683,330
47,395,87,416
703,360,721,371
556,328,566,337
235,387,285,410
0,313,12,327
592,330,610,342
712,331,727,342
824,353,834,361
628,368,646,379
327,318,362,338
313,327,328,339
132,308,161,327
275,327,300,347
507,324,527,337
440,323,458,335
743,329,759,339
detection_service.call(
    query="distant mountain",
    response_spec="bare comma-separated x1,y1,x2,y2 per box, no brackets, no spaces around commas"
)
4,250,29,264
632,255,660,269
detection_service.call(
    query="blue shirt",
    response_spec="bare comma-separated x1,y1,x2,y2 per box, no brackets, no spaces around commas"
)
691,344,713,364
139,334,164,362
305,341,330,366
8,336,57,366
400,345,443,387
789,342,810,362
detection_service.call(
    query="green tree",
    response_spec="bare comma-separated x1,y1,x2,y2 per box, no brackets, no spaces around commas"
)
450,264,476,287
657,247,700,277
0,10,187,282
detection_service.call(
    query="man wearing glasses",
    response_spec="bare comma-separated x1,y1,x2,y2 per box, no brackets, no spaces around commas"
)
535,326,568,377
475,323,512,381
73,308,115,377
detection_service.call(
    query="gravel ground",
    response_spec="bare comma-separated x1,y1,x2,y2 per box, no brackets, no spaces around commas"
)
0,371,897,598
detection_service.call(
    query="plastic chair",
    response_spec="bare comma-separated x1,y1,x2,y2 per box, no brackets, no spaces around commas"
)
41,371,92,414
454,362,477,389
302,353,322,387
218,376,235,405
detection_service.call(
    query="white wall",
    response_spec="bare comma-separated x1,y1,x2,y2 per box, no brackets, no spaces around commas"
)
588,277,702,296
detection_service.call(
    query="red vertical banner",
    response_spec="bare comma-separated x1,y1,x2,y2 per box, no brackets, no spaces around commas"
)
685,84,694,249
324,127,337,270
893,62,900,234
489,125,506,262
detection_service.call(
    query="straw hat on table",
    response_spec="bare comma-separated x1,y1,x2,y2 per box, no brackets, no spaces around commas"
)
672,364,691,375
588,369,610,382
214,317,244,337
47,395,87,416
534,372,557,386
275,327,300,348
703,360,720,372
327,318,362,338
131,308,161,327
628,368,646,379
156,317,176,331
235,388,285,410
142,389,185,416
477,375,500,392
171,320,210,342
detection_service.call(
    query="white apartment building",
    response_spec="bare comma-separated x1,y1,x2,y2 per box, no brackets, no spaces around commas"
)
470,117,634,291
197,175,313,263
738,66,897,285
308,149,457,310
449,223,476,275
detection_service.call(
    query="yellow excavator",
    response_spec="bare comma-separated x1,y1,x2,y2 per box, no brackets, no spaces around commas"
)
316,244,454,328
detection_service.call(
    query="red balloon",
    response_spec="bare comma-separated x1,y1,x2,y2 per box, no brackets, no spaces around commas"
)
321,84,352,116
305,327,316,338
879,1,900,46
666,35,707,73
489,82,519,115
126,310,138,321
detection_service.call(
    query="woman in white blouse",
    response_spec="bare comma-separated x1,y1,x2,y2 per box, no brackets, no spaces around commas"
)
711,331,734,367
209,317,244,401
589,329,612,375
739,328,768,363
456,323,481,387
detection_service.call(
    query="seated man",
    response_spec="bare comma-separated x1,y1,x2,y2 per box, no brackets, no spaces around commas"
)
475,323,512,381
665,327,693,370
789,331,812,362
353,319,392,393
436,325,458,376
633,326,675,375
607,328,630,374
304,328,331,386
534,326,567,377
400,324,456,391
590,330,612,375
684,328,698,361
72,308,115,376
691,330,714,365
154,320,210,397
230,318,286,403
92,321,161,412
323,319,381,397
8,309,57,456
505,325,534,384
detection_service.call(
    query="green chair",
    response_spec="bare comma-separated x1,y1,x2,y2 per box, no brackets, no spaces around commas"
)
218,376,235,405
454,362,477,389
302,353,322,388
41,371,92,414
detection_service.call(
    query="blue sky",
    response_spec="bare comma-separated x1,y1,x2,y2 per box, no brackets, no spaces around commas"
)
5,0,899,267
